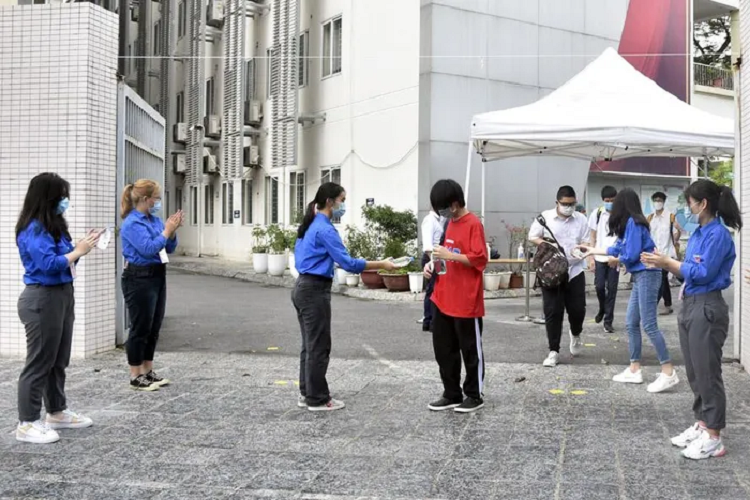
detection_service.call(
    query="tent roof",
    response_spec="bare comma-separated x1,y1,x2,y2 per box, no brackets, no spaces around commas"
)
470,48,734,162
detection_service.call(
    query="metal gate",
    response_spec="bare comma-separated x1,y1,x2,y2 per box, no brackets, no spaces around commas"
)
115,82,166,345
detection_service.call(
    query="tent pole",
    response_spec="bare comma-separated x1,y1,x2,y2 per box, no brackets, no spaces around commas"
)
481,160,486,221
464,142,473,202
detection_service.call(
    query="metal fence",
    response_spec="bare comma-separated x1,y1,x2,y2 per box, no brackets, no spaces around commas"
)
115,82,166,345
694,63,734,91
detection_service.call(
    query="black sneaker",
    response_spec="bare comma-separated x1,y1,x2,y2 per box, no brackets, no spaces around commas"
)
422,323,431,332
454,397,484,413
595,311,604,324
130,374,159,392
603,324,615,333
427,397,462,411
145,370,170,387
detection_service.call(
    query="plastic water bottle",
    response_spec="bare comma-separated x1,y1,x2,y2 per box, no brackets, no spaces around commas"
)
517,243,525,260
431,253,447,275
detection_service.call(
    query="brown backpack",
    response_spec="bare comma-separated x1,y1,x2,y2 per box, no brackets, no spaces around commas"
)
532,215,569,289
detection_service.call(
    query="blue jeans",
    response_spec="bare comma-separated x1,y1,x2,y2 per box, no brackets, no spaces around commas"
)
626,270,671,364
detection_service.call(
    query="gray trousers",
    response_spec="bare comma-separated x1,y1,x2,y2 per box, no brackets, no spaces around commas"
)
678,291,729,430
291,275,332,406
17,284,75,422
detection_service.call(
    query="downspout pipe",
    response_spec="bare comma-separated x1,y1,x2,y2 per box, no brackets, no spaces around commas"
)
118,0,128,78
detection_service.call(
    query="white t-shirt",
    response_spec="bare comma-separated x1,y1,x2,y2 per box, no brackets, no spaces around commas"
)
529,209,591,280
421,212,445,253
649,210,676,258
587,207,617,263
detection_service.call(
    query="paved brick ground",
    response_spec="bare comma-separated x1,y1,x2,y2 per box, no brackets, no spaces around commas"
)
1,351,749,500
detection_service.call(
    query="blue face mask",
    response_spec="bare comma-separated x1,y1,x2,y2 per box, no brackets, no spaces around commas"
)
332,201,346,218
149,200,162,215
685,204,703,225
603,202,613,212
56,197,69,215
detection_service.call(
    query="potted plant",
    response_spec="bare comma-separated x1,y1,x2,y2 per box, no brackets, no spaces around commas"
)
359,205,418,290
498,270,512,289
407,256,423,293
346,225,384,289
251,225,268,274
286,228,299,279
380,267,410,292
266,224,288,277
483,269,502,291
345,273,360,287
502,220,529,289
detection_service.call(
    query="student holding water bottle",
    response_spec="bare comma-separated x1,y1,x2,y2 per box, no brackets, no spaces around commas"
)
424,179,488,413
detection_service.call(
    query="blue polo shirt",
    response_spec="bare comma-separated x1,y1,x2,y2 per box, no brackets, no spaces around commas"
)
121,210,178,266
17,220,75,286
607,217,658,274
681,219,735,296
294,213,366,278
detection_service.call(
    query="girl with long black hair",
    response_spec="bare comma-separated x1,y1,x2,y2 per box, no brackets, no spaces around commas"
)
292,182,396,411
578,188,678,393
15,173,100,444
642,179,742,459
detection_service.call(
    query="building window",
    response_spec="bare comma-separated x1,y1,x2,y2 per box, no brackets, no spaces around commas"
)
320,167,341,222
206,77,215,116
222,182,234,225
299,31,309,88
265,176,279,225
266,48,275,99
289,172,306,224
242,179,253,225
204,184,215,224
322,16,342,78
176,91,184,123
176,187,183,212
245,59,256,101
178,0,187,38
190,186,198,225
153,20,161,56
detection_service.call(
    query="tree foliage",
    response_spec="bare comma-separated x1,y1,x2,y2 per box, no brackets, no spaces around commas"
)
708,159,734,188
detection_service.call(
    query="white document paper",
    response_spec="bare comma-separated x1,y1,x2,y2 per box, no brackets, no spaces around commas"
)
96,227,112,251
159,249,170,264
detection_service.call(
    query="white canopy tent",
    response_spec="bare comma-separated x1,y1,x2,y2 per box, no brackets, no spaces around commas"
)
465,47,735,218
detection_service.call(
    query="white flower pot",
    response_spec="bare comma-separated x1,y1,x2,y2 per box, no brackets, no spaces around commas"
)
408,272,424,293
484,273,502,291
253,253,268,274
335,267,348,285
528,272,536,288
345,274,360,287
498,271,512,289
289,253,299,279
268,253,288,276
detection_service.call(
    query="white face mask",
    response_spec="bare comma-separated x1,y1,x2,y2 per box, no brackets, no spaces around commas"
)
558,205,575,217
653,202,664,211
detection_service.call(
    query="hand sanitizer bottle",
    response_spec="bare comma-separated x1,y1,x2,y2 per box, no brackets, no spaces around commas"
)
517,243,525,260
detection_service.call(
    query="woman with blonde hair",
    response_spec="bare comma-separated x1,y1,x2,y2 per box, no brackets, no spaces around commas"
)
120,179,183,391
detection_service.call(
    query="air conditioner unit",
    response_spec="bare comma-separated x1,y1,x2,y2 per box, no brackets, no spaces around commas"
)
244,100,262,124
173,154,186,174
130,5,139,21
206,0,224,27
204,115,221,138
243,145,260,167
203,154,219,174
173,122,188,143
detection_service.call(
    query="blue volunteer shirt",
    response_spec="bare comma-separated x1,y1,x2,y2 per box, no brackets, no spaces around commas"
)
607,217,657,274
121,210,178,266
680,218,735,296
295,213,366,278
17,220,75,286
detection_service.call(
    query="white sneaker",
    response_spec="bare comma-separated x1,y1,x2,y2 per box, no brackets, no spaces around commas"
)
16,420,60,444
569,331,583,356
297,395,307,408
308,398,345,412
612,367,644,384
416,317,424,324
542,351,559,367
647,370,679,393
45,409,93,430
671,422,705,448
681,431,726,459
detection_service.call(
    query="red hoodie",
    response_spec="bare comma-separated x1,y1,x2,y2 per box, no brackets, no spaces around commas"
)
431,212,488,318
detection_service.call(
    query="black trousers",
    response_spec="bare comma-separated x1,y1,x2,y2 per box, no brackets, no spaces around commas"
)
679,292,729,430
657,270,672,308
122,264,167,366
292,275,333,406
17,284,74,422
541,272,586,352
431,304,484,401
422,253,436,327
594,261,619,327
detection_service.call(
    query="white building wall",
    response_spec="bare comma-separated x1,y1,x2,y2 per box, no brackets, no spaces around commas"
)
0,3,119,358
739,0,750,371
693,87,736,121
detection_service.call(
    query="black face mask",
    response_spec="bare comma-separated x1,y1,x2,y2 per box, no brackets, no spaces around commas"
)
438,208,452,218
